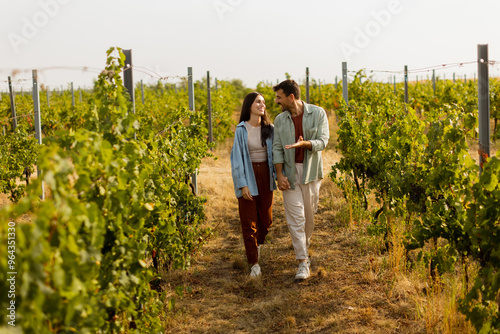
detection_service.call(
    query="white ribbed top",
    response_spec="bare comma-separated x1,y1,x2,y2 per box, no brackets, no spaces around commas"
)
245,122,267,163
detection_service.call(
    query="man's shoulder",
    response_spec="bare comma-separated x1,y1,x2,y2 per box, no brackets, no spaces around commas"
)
274,112,289,123
304,102,325,113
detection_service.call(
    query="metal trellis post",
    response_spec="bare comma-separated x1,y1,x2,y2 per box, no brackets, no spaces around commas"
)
404,65,409,105
188,67,197,195
32,70,45,200
8,76,17,130
207,71,213,144
306,67,310,104
478,44,490,174
342,62,348,105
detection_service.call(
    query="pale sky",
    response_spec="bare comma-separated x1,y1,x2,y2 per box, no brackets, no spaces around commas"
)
1,0,500,92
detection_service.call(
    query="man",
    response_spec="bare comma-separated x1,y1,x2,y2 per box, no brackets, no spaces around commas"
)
272,79,329,281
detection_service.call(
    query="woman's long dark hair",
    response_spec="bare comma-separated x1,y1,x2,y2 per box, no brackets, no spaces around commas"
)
239,92,272,147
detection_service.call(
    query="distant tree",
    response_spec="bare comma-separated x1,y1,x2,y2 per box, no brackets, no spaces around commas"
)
229,79,252,99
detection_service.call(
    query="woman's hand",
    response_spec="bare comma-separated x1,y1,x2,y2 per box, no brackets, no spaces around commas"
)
277,173,290,191
241,186,253,201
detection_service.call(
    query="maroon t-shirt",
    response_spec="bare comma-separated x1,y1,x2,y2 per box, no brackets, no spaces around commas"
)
292,112,304,163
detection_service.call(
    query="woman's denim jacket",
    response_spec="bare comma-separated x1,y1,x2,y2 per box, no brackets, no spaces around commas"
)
230,122,277,198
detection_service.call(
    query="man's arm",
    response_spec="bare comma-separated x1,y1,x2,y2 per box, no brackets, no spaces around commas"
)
285,136,312,150
309,108,329,152
272,115,291,191
274,163,290,191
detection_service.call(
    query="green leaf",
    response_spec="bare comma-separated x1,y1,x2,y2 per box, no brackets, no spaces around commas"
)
482,172,498,192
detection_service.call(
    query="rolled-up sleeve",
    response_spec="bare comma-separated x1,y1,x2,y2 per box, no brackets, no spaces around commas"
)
310,108,329,153
230,129,247,191
272,116,285,165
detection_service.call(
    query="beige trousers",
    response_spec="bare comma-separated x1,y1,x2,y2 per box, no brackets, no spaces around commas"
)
282,163,321,260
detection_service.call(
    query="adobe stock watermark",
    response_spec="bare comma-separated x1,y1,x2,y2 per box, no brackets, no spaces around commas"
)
340,0,403,62
7,0,73,54
6,221,17,327
213,0,243,21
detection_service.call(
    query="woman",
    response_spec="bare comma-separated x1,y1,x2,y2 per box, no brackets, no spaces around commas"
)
230,92,276,277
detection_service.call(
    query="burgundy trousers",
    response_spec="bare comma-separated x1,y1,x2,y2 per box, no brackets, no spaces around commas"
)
237,161,273,265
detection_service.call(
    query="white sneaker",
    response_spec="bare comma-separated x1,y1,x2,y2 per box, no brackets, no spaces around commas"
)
250,263,261,277
295,261,310,280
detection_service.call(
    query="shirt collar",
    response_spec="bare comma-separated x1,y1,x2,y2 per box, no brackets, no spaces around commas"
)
284,101,311,118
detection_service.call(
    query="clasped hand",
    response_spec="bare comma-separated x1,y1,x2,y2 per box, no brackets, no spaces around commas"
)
277,173,290,191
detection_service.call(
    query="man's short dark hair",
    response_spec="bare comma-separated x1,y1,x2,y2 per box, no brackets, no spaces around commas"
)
273,79,301,100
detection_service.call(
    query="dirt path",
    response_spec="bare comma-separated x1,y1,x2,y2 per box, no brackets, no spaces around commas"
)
162,143,425,333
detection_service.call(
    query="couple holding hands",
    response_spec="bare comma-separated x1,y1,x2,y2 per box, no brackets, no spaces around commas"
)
230,79,330,281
